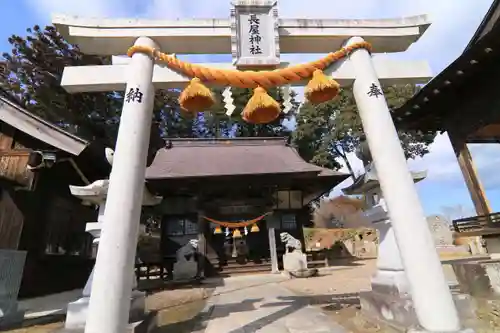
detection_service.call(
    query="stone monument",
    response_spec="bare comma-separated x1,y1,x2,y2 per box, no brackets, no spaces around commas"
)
0,250,26,329
64,148,162,331
426,215,471,259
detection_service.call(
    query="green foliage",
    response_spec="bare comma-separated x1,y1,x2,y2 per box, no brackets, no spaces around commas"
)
293,85,437,175
0,25,201,145
1,25,121,144
205,87,300,138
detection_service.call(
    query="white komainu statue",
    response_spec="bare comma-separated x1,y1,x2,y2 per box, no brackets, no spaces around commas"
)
280,232,302,253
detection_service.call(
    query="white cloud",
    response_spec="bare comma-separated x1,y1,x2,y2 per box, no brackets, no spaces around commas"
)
330,132,500,202
409,133,460,182
26,0,125,19
408,134,500,191
388,0,493,72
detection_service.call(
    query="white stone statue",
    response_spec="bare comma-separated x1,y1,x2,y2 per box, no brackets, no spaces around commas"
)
279,232,302,253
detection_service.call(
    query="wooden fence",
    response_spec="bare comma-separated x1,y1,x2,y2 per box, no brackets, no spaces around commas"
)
452,212,500,233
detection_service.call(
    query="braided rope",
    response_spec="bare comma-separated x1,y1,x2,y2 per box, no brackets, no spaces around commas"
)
127,42,372,89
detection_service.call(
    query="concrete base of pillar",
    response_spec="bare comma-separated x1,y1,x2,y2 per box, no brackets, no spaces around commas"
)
64,291,146,330
0,303,25,329
57,320,151,333
360,271,476,332
361,291,476,332
407,329,475,333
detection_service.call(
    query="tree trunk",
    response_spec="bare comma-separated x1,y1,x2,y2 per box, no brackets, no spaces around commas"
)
343,156,356,181
334,146,356,181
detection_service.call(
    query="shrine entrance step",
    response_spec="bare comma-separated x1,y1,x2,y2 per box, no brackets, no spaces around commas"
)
210,258,272,277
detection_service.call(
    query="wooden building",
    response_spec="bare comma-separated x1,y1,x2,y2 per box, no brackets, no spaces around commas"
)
0,95,110,297
144,138,348,276
394,0,500,247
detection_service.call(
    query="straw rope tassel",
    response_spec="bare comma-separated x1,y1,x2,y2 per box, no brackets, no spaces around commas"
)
242,87,281,124
305,69,340,104
178,77,215,113
127,42,372,122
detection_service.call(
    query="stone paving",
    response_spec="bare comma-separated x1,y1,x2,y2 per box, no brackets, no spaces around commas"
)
202,274,348,333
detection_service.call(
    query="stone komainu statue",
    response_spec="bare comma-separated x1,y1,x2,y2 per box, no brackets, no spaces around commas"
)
176,239,199,263
280,232,302,253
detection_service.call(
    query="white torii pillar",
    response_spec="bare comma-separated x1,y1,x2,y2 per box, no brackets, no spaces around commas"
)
346,36,462,332
84,37,157,333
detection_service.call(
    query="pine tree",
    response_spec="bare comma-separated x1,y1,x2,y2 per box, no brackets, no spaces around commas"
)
0,25,192,147
201,87,300,139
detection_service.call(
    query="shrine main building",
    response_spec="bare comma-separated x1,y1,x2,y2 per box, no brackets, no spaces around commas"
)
144,137,348,276
0,95,348,296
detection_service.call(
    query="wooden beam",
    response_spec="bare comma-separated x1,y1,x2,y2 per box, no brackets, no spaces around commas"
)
0,123,14,150
466,123,500,143
448,129,492,216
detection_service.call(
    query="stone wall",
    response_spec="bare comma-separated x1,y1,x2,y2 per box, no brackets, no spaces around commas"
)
304,227,378,258
452,260,500,331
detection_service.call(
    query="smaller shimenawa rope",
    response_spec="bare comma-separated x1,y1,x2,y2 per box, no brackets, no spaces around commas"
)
127,41,371,89
126,41,372,124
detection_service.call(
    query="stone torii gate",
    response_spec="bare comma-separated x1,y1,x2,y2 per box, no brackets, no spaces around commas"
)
52,1,464,332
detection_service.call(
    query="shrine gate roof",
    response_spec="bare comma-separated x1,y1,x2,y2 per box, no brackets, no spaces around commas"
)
145,137,347,180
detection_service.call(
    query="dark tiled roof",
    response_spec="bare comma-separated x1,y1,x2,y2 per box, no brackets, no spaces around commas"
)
465,0,500,51
0,94,89,155
145,137,346,179
394,20,500,130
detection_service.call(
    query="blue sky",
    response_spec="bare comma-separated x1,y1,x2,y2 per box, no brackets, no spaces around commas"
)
1,0,500,220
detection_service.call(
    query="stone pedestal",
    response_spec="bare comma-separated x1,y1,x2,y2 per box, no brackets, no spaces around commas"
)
65,291,145,330
0,250,27,329
359,213,418,329
65,263,145,331
172,260,198,281
282,251,319,278
66,175,161,331
360,208,476,331
283,251,308,272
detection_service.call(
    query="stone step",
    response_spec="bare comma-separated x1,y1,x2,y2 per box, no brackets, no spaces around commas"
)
210,259,273,276
307,260,329,268
218,265,272,276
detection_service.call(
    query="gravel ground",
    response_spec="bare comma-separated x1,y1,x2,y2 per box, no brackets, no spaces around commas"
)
279,259,398,333
7,258,492,333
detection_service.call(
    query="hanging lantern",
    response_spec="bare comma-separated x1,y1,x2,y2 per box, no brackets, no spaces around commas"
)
214,226,222,234
251,224,260,233
232,228,242,238
244,226,248,236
